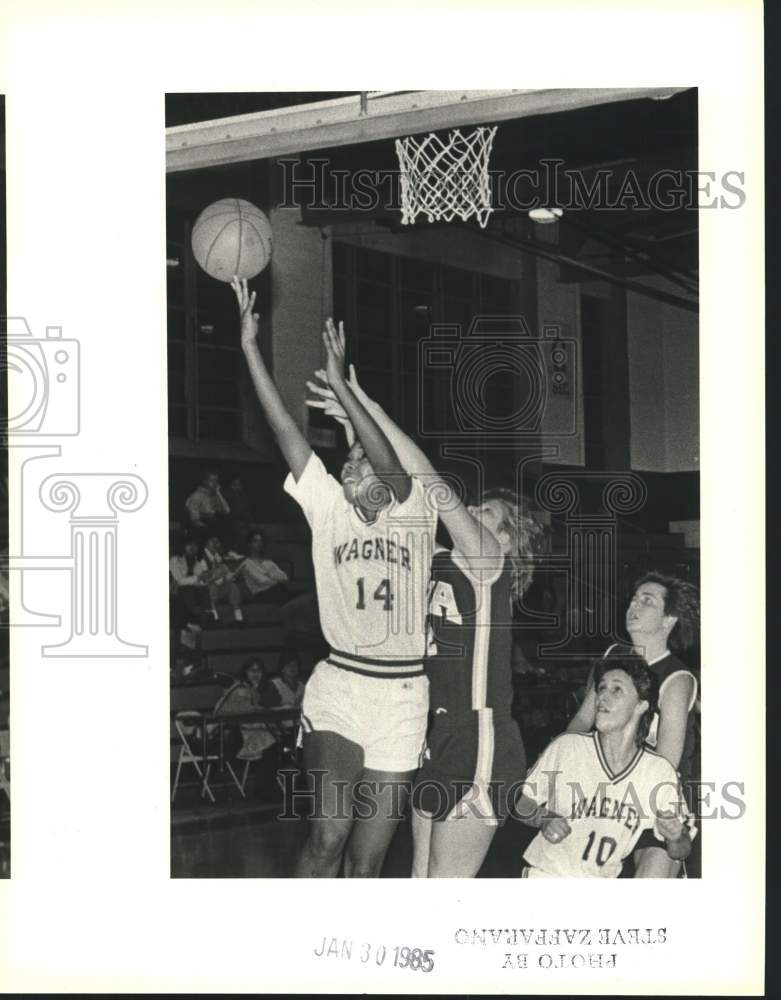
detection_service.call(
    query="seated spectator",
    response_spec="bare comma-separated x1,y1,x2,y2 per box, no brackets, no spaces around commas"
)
185,470,232,544
215,659,280,799
265,653,305,714
224,476,253,552
239,531,290,604
202,536,245,623
171,647,206,683
169,534,211,621
214,659,276,756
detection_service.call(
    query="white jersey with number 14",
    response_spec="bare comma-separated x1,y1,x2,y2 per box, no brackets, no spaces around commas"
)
284,453,436,669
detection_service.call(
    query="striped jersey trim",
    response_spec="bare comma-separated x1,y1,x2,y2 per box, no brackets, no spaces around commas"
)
327,648,425,679
470,575,492,711
474,708,495,787
593,731,645,784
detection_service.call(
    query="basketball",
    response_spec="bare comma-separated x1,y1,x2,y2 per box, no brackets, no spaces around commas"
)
191,198,273,282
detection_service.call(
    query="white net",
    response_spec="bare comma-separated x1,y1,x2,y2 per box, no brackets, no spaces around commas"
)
395,126,498,228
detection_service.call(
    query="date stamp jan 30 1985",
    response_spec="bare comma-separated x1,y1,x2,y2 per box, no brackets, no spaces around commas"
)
313,936,435,973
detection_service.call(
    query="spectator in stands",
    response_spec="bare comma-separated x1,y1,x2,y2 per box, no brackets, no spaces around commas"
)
223,476,253,552
239,530,290,605
265,652,305,711
169,534,211,621
171,647,206,683
215,658,279,797
202,536,245,623
185,471,232,543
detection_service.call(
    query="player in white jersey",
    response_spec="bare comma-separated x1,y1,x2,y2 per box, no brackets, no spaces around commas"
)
307,362,540,877
567,574,700,875
517,654,694,877
233,280,436,877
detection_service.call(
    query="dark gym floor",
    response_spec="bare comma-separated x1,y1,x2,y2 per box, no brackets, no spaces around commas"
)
171,800,536,879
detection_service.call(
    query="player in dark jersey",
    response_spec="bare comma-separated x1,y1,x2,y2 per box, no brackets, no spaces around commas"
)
411,491,540,876
567,572,700,876
307,366,541,877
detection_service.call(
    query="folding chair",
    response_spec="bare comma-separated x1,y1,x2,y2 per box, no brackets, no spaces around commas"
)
171,711,217,803
171,711,247,803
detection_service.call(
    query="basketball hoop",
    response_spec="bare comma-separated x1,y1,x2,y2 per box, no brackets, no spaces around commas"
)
395,126,498,228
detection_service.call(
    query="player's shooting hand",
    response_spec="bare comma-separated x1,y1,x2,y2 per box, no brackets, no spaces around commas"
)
231,276,259,349
322,318,347,387
656,810,685,842
540,814,571,844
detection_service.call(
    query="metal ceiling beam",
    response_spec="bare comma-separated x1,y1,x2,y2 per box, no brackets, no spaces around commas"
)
560,214,699,294
166,87,690,174
473,226,699,313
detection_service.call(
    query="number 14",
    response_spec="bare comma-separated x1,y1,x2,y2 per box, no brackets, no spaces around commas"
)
356,577,393,611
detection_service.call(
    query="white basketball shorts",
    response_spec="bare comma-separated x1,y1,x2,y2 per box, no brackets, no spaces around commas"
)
300,659,429,772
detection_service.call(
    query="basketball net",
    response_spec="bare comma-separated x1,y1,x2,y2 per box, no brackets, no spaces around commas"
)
395,126,498,228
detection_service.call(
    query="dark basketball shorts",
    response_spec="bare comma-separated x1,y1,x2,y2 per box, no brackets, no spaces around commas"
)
412,710,527,825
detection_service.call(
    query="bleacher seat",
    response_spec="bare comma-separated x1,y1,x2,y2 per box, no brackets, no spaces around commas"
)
204,649,280,677
208,602,282,627
200,625,284,678
200,626,284,652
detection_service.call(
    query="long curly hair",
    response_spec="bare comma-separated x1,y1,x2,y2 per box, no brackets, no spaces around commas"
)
481,488,546,608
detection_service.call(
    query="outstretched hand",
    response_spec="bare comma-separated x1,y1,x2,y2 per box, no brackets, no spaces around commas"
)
231,276,259,349
312,361,372,406
322,318,347,388
306,373,355,446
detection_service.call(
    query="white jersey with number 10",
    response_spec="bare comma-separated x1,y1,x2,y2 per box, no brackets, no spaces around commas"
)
523,732,694,878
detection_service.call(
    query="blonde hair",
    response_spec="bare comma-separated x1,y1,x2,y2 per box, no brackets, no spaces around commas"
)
482,488,545,607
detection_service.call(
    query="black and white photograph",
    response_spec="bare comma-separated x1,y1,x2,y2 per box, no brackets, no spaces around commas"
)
167,89,705,881
0,3,764,992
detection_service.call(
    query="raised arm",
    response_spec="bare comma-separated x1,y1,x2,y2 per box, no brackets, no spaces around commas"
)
322,319,412,504
307,359,499,565
232,277,311,481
